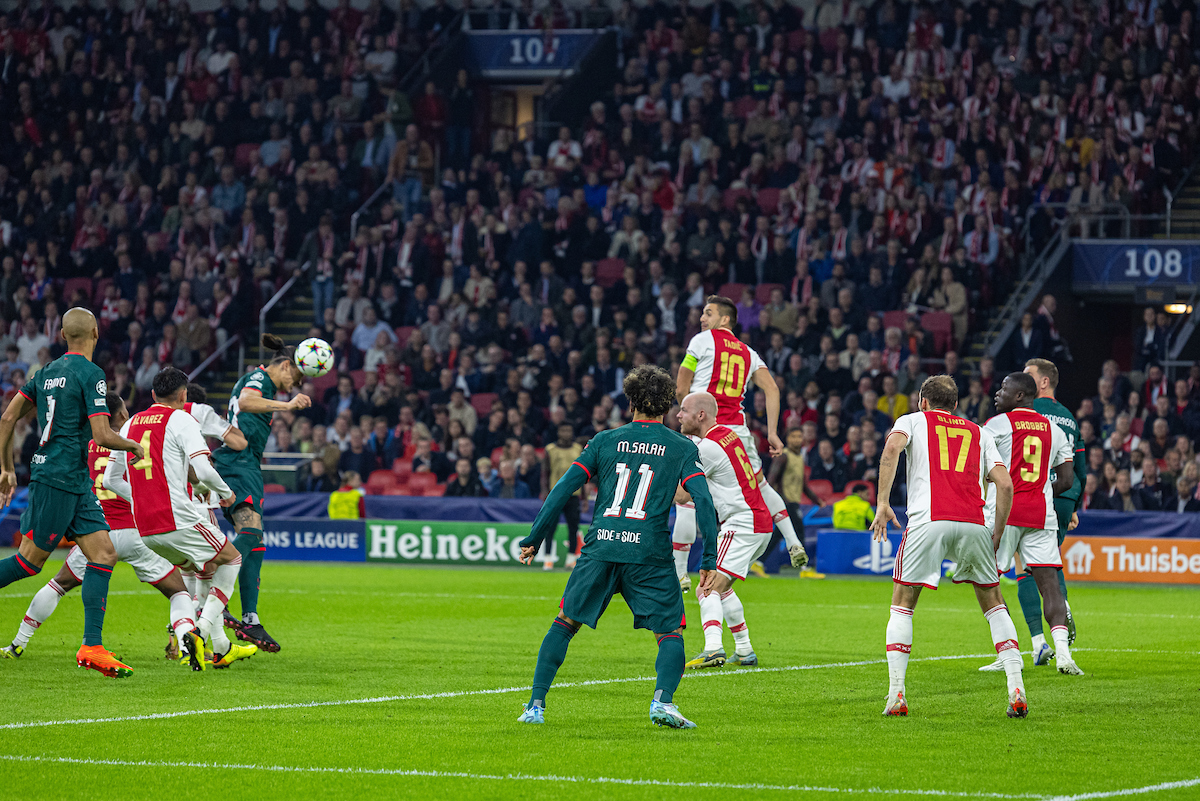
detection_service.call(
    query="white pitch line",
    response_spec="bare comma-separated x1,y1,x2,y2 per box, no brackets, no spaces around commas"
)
1046,778,1200,800
0,653,984,731
0,754,1045,798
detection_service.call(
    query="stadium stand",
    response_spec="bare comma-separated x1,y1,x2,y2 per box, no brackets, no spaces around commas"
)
0,0,1198,513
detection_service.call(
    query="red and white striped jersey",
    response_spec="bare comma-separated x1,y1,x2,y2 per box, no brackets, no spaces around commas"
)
697,425,772,532
685,328,766,427
984,408,1072,530
117,404,213,536
891,410,1004,528
87,440,136,530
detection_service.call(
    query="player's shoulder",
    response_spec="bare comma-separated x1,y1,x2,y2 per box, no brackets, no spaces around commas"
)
686,328,714,351
242,367,269,388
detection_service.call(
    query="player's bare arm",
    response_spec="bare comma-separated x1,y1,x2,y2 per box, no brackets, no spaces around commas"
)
222,426,248,451
0,391,33,503
986,464,1013,550
751,367,784,456
871,431,907,542
235,387,312,414
1050,461,1073,497
682,470,719,593
90,414,145,463
676,364,695,403
673,485,691,505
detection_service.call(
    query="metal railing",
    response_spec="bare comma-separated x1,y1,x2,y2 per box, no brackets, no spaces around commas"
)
396,11,465,93
1164,161,1199,238
982,226,1071,360
1020,202,1131,254
350,182,391,240
258,268,303,363
187,333,243,381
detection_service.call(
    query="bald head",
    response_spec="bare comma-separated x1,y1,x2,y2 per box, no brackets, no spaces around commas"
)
678,391,718,437
62,307,98,346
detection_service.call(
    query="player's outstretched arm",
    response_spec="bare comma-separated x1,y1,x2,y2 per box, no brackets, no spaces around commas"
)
870,432,907,542
90,415,145,463
987,465,1013,550
683,471,719,596
676,361,695,403
0,392,33,503
102,448,133,504
519,463,589,564
236,388,311,414
752,367,784,456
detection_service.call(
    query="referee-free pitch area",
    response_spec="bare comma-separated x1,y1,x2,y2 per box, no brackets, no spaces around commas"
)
0,558,1197,800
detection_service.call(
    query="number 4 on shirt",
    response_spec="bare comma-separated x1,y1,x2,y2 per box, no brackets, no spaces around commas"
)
602,462,654,520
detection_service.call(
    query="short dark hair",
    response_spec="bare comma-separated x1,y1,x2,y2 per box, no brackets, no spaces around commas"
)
105,391,126,417
1024,358,1059,390
623,365,676,417
1007,371,1038,398
920,375,960,411
153,366,189,400
186,382,208,404
705,294,738,325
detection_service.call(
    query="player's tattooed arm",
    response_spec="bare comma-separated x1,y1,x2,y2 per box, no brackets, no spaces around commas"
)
870,431,907,543
0,392,33,503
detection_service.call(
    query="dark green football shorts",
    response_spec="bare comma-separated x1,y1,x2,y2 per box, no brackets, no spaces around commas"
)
216,461,265,523
19,480,109,551
560,554,686,634
1053,497,1075,546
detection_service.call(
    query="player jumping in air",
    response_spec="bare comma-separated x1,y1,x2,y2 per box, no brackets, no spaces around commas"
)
516,365,720,728
2,393,198,662
872,376,1028,718
104,368,257,670
675,296,809,574
0,308,146,678
676,392,774,669
980,372,1083,676
212,334,311,652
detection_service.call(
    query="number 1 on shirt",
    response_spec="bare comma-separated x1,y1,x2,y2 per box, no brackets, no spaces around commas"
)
602,462,654,520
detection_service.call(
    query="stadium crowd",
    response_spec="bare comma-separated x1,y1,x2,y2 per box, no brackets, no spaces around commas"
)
0,0,1198,513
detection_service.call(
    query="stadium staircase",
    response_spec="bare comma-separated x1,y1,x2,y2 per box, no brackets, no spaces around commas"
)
1162,166,1200,239
204,293,314,401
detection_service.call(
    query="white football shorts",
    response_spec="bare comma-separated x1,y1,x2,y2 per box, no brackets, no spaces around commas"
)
995,525,1062,573
142,522,229,572
715,514,771,580
893,519,999,589
65,527,175,584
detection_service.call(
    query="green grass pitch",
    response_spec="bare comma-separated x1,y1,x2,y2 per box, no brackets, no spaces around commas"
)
0,557,1197,800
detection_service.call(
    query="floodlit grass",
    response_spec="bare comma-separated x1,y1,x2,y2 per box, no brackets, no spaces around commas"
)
0,557,1197,800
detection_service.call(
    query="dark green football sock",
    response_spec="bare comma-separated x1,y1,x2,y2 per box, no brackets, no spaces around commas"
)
1016,573,1044,638
0,553,40,589
653,632,685,704
233,528,265,617
530,618,576,706
81,562,113,646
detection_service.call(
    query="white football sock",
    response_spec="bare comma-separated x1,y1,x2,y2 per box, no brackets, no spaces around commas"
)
180,569,199,605
1049,625,1072,663
720,589,753,655
168,591,197,644
698,590,724,652
886,605,913,695
194,570,214,618
199,559,241,653
759,480,801,550
672,543,690,581
985,604,1024,693
14,580,66,648
1031,632,1047,652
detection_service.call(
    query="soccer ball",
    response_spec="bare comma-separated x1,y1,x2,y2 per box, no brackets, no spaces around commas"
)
295,337,333,377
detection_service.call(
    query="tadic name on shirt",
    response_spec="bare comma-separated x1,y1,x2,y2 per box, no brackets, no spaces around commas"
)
616,441,666,456
1013,420,1048,432
596,528,641,543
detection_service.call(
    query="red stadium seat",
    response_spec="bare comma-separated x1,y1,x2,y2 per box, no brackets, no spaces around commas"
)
722,187,751,211
61,277,93,305
882,310,908,333
470,392,498,417
383,486,410,495
311,371,338,397
756,188,781,214
755,283,783,305
807,479,833,505
921,312,953,355
424,486,445,497
718,283,747,302
367,470,397,491
264,483,287,494
596,258,625,288
349,369,367,389
392,458,413,479
406,473,437,493
394,326,416,349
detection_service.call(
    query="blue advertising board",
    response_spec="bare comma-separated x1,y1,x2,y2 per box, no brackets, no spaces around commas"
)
465,31,601,78
1072,240,1200,292
217,517,366,562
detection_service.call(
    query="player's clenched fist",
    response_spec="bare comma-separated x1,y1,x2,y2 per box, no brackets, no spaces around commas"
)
288,393,312,410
